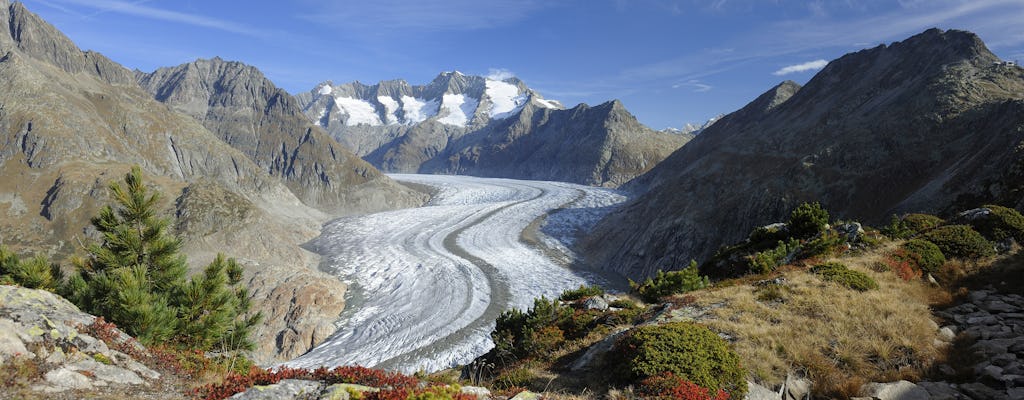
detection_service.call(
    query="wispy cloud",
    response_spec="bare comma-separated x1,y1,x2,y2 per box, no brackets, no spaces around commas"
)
50,0,267,38
673,79,712,92
773,59,828,75
297,0,548,32
487,68,516,81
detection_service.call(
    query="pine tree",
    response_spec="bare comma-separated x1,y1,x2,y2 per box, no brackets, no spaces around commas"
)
66,166,260,350
0,246,62,291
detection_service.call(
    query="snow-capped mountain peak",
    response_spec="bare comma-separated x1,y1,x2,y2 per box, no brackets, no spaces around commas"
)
298,72,561,129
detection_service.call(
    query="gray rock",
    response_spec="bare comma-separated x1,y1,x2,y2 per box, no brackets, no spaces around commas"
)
460,385,491,399
836,222,864,241
982,300,1017,313
510,391,542,400
583,296,609,311
570,327,629,371
860,380,929,400
957,382,1004,400
915,381,960,400
745,381,779,400
320,383,379,400
68,358,144,385
938,327,956,342
42,368,94,391
1009,387,1024,399
969,290,991,303
231,379,323,399
0,318,30,361
72,333,110,354
783,374,811,400
123,359,161,379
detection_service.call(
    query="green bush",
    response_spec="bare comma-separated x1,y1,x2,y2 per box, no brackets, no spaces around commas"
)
922,225,996,259
558,284,604,301
897,239,946,274
788,202,830,239
492,296,572,360
811,262,878,291
615,322,747,398
749,224,788,244
630,261,709,303
881,213,945,239
969,205,1024,243
747,239,797,274
797,230,847,259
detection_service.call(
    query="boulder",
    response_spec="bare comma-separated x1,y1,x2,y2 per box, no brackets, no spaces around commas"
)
583,296,609,311
746,381,780,400
41,368,94,392
511,391,542,400
460,385,492,399
783,374,811,400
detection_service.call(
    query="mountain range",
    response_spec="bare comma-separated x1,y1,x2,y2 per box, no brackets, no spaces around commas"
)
297,73,690,187
585,28,1024,279
0,0,424,364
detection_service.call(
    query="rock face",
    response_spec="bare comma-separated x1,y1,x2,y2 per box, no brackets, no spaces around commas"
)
0,285,162,395
586,29,1024,278
0,1,406,363
297,73,689,187
136,58,425,215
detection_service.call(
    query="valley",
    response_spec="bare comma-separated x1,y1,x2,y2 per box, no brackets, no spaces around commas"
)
284,174,625,373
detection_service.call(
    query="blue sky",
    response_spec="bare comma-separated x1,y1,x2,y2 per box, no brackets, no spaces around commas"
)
22,0,1024,129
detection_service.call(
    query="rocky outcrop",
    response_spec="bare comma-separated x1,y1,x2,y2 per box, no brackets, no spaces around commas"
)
0,285,164,396
136,58,426,215
922,288,1024,399
298,73,689,187
586,29,1024,279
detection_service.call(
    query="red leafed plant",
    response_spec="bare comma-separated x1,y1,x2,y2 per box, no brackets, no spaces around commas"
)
191,365,423,400
883,251,921,281
638,372,731,400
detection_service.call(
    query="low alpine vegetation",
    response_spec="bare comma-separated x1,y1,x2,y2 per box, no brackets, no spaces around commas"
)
811,262,878,291
922,224,995,260
614,321,747,399
630,261,709,303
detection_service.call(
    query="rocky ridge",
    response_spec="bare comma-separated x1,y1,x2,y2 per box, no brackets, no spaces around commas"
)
586,28,1024,278
298,73,690,187
136,58,425,215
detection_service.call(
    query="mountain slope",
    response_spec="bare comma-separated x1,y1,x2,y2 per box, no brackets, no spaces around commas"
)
0,0,364,364
136,58,425,215
585,28,1024,279
298,73,689,187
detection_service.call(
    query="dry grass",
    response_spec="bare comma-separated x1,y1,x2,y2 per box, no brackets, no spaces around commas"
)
690,248,944,398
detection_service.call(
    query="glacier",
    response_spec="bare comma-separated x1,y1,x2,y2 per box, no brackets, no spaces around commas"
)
283,174,626,373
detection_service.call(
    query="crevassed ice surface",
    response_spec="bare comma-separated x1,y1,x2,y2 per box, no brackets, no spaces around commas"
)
284,174,627,373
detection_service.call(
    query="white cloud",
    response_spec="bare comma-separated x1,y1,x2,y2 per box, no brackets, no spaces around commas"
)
52,0,267,37
486,68,515,81
773,59,828,75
